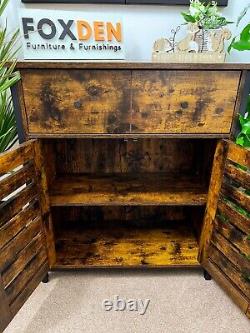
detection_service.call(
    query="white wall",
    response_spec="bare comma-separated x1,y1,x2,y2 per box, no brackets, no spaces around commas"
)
3,0,250,62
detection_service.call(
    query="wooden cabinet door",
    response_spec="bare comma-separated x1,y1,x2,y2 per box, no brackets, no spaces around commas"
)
21,69,131,136
0,140,50,331
131,70,240,134
199,140,250,319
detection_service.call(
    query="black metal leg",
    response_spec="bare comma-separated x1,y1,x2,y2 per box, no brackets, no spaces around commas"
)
42,273,49,283
204,269,212,281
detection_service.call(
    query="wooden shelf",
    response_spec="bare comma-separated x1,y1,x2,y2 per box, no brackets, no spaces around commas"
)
54,222,199,268
49,173,207,206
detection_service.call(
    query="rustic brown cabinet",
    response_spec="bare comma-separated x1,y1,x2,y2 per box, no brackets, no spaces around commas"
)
0,62,249,330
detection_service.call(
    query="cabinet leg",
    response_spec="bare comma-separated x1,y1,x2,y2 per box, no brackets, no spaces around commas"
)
204,269,212,281
42,273,49,283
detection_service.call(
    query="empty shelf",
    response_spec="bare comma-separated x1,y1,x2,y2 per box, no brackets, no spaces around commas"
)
50,173,207,206
54,222,200,268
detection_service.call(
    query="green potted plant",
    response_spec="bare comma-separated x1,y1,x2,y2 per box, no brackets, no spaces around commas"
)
181,0,232,30
181,0,233,60
0,0,20,152
228,5,250,148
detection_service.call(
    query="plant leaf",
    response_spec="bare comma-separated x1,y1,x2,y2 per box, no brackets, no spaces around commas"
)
236,4,250,27
181,12,196,23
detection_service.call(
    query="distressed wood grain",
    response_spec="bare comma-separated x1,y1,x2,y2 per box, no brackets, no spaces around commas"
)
0,202,39,251
214,217,250,257
52,138,215,179
10,262,48,316
0,183,38,227
198,140,228,262
16,62,250,70
200,140,250,319
22,69,131,135
204,259,250,316
33,140,56,268
2,233,44,288
0,274,11,332
54,222,199,268
211,231,250,274
221,181,250,212
0,217,41,272
0,162,35,201
209,245,250,299
224,162,250,189
0,140,34,174
5,246,47,304
131,71,240,134
227,142,250,168
0,140,49,330
217,199,250,235
50,173,207,206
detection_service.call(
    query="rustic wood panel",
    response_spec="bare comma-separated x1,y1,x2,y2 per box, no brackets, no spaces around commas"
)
225,162,250,189
10,262,48,316
209,245,250,299
52,206,190,228
214,217,250,257
51,139,215,179
16,62,250,70
247,306,250,319
0,140,34,173
198,140,228,262
0,183,38,227
50,173,207,206
131,71,240,134
2,233,44,288
200,140,250,319
0,140,49,329
221,181,250,212
5,246,47,304
22,69,131,135
33,141,56,267
0,217,41,272
227,142,250,168
217,200,250,235
0,274,11,332
54,222,199,268
0,202,39,251
211,231,250,274
0,163,35,201
204,259,250,316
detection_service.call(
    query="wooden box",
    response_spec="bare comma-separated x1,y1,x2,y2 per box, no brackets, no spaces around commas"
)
0,62,249,330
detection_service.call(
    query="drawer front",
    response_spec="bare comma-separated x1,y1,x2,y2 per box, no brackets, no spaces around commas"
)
131,70,241,134
21,69,131,135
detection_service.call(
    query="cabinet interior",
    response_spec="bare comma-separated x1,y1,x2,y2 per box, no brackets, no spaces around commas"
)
42,138,217,268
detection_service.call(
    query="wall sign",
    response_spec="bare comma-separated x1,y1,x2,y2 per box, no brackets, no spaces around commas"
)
19,10,125,60
21,0,228,5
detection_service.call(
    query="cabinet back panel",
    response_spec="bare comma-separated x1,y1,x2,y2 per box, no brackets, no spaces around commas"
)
50,139,215,176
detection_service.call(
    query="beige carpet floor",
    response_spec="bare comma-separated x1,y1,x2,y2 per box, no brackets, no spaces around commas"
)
4,269,250,333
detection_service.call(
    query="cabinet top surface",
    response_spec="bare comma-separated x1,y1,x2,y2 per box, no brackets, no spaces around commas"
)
15,61,250,70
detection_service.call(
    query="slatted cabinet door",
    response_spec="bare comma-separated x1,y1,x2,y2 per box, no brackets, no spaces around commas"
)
199,140,250,319
0,140,50,331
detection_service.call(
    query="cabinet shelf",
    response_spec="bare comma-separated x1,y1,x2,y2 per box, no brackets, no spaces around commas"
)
49,173,207,207
54,221,199,268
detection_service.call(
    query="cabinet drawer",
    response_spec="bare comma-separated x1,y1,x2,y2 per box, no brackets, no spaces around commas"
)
21,69,131,135
131,70,241,134
20,69,241,136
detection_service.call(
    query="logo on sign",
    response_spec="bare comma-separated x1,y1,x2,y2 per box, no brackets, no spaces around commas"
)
20,10,124,60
